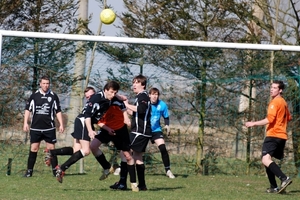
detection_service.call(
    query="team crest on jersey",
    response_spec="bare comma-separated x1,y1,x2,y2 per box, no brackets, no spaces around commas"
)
157,105,161,110
48,97,52,102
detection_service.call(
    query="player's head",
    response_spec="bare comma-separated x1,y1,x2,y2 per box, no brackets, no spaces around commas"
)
84,86,96,100
39,75,50,93
149,87,160,104
103,80,120,100
271,80,284,98
132,74,147,94
273,80,285,91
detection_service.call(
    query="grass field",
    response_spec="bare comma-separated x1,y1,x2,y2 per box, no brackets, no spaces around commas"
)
1,144,299,199
1,171,299,200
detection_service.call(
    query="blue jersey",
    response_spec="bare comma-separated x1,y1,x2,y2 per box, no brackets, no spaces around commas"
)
151,99,169,132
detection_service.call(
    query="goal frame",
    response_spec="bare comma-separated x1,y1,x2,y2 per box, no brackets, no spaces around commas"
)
1,30,300,69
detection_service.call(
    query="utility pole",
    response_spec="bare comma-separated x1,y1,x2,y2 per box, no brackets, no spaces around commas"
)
66,0,88,174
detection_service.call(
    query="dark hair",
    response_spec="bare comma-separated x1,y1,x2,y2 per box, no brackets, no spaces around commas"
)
84,86,96,94
39,75,50,83
149,87,160,95
103,80,120,91
273,80,285,90
132,74,147,89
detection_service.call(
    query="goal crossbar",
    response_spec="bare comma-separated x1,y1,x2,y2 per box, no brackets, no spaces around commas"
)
0,30,300,52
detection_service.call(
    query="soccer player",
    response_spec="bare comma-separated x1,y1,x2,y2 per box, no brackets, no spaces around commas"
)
245,80,292,194
23,75,64,177
123,74,152,191
149,87,175,178
49,81,120,183
90,96,134,190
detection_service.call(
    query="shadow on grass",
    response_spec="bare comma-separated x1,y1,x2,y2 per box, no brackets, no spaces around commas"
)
287,190,300,194
64,173,88,176
148,186,184,191
63,186,184,192
63,188,100,192
149,173,189,178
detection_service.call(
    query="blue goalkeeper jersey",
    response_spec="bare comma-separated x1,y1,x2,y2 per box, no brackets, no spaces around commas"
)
151,99,169,132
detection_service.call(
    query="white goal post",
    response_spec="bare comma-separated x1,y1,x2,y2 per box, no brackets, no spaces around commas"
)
1,30,300,60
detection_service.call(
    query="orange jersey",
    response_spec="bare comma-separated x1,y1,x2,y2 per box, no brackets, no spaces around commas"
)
266,96,291,139
98,105,125,130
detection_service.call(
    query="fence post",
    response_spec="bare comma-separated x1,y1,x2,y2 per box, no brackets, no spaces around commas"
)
177,129,180,154
6,158,12,175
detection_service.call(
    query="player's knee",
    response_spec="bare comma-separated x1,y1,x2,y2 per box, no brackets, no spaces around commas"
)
81,149,90,156
261,154,271,166
90,142,100,153
125,153,133,162
158,144,167,154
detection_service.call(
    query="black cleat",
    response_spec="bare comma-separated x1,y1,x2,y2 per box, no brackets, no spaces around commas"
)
23,170,33,177
278,177,292,194
266,187,279,193
138,185,148,191
55,165,65,183
110,182,127,190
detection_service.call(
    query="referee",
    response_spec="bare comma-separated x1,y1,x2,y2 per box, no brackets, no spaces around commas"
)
23,75,64,177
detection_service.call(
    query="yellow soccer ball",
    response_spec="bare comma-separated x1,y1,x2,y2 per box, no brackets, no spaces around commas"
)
100,8,116,25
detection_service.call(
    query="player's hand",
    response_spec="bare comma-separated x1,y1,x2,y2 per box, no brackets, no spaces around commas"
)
109,130,116,136
165,125,171,136
23,124,29,132
124,99,129,106
245,121,255,127
107,127,116,136
125,119,131,127
88,131,96,140
116,94,127,101
59,125,64,133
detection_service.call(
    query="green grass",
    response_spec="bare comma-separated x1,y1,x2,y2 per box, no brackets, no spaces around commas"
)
1,144,299,199
1,172,300,200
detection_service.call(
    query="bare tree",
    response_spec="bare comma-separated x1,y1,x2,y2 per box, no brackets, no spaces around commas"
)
0,0,80,129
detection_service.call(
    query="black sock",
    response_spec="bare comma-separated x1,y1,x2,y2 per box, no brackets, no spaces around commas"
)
50,147,74,172
95,153,111,169
268,162,286,181
27,151,37,171
51,155,58,175
61,150,84,171
159,144,171,172
265,166,277,188
50,147,73,156
136,164,146,187
127,164,136,183
119,161,128,185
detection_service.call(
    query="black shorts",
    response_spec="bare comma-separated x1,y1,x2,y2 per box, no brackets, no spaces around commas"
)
30,129,56,144
151,131,164,144
262,137,286,160
129,132,151,153
95,124,130,151
71,116,90,141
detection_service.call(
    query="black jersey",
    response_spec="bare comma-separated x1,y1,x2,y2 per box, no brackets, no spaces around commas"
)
131,91,152,136
82,90,110,124
110,96,126,111
25,89,62,131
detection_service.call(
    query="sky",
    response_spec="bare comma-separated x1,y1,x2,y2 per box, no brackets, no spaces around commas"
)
88,0,124,36
84,1,185,93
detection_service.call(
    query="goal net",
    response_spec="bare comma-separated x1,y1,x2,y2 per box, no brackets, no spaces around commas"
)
0,30,299,176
